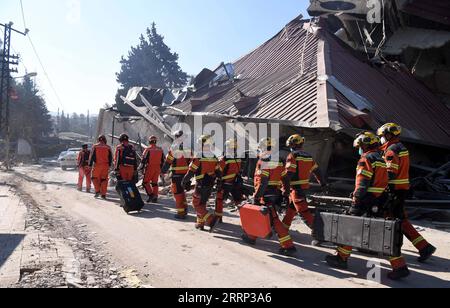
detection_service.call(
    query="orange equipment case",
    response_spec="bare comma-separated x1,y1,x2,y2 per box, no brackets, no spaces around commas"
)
239,204,272,239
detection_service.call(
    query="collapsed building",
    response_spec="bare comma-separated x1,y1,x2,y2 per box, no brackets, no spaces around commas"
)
96,10,450,202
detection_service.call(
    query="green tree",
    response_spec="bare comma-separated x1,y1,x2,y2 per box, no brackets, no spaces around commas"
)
10,76,53,143
116,23,188,91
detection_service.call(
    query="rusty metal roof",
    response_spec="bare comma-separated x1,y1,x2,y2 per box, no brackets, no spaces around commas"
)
172,17,450,147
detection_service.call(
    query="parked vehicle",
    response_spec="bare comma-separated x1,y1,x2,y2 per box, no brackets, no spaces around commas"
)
59,148,82,170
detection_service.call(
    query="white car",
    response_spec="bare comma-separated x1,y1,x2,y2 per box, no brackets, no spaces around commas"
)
59,148,82,170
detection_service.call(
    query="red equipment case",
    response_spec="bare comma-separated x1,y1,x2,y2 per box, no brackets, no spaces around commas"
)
239,204,272,239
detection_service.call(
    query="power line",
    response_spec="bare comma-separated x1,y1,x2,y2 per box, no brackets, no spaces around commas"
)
27,35,65,110
18,0,66,110
1,24,59,111
19,0,27,30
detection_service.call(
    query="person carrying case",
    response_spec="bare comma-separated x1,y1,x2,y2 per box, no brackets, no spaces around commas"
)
116,180,144,214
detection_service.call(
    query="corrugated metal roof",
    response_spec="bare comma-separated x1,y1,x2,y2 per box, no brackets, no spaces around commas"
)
327,30,450,146
401,0,450,26
173,17,450,147
176,18,322,126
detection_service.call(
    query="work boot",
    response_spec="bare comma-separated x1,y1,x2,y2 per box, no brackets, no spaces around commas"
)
101,195,107,200
86,189,91,193
209,216,219,233
77,187,82,192
195,224,205,231
241,234,257,246
95,193,100,198
418,244,437,263
387,267,410,281
279,246,297,256
174,214,187,220
152,197,158,203
326,255,348,270
146,195,154,203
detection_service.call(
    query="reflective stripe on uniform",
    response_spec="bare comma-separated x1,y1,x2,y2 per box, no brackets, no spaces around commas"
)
412,236,425,246
338,247,352,255
367,187,386,193
388,163,400,170
191,164,199,170
200,158,218,162
398,151,409,158
279,236,292,244
389,179,410,185
222,174,237,180
291,180,310,186
372,162,387,168
360,170,374,178
225,159,241,164
268,181,282,186
171,166,189,171
296,157,313,162
261,171,270,177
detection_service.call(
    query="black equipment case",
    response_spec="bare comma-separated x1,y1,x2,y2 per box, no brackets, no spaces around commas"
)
313,212,403,257
116,181,144,214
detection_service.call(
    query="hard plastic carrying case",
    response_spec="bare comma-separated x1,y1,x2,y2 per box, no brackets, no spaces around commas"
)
239,204,272,239
313,211,403,257
116,181,144,214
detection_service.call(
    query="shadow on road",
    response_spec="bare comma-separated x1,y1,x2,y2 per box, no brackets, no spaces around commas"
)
0,234,25,268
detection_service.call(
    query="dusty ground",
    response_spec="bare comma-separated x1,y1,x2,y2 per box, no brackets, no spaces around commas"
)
1,164,449,288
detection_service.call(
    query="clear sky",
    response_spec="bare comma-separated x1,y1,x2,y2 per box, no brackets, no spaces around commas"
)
1,0,309,114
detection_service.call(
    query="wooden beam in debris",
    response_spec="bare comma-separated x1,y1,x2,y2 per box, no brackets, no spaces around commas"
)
121,96,174,139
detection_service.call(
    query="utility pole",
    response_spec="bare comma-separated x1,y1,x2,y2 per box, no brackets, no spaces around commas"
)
0,22,28,170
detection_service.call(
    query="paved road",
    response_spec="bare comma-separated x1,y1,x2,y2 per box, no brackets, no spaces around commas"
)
8,165,450,288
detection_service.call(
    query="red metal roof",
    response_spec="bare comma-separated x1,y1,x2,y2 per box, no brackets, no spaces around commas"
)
172,17,450,147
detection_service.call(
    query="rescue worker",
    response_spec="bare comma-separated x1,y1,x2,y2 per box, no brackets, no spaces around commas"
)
377,123,436,262
326,132,410,281
89,135,113,200
162,130,193,220
140,135,165,203
282,134,326,230
77,144,91,193
114,134,138,182
215,139,244,223
241,138,297,256
182,135,219,232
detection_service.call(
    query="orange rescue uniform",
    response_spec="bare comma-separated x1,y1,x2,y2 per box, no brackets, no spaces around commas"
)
250,159,294,250
215,158,243,218
89,142,113,197
283,150,320,229
142,144,165,199
77,149,91,192
381,139,431,252
164,148,192,217
189,156,220,228
336,150,407,271
114,143,137,182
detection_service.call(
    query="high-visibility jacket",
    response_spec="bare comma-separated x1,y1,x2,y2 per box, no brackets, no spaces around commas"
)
254,158,286,191
165,149,192,175
285,150,319,190
219,157,242,183
354,150,388,200
89,143,112,167
77,149,91,168
114,143,137,169
189,154,219,182
142,145,164,169
380,139,410,191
